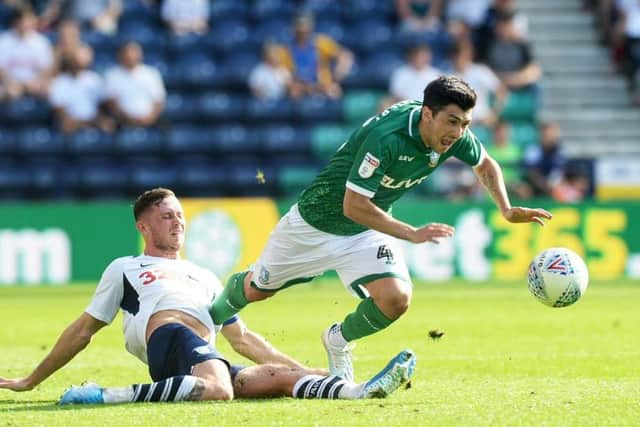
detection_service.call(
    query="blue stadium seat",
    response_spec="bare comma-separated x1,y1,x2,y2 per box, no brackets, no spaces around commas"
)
197,93,245,121
177,158,228,192
114,127,165,155
129,160,178,192
5,97,51,124
18,127,64,156
0,162,31,194
27,159,65,194
259,125,311,154
209,0,249,21
75,159,129,196
83,31,119,56
354,51,405,90
0,128,18,155
295,97,343,123
118,21,166,54
205,19,254,54
166,53,217,88
228,163,275,196
92,52,117,74
344,19,393,54
166,34,207,59
166,126,214,154
251,0,296,22
246,98,295,122
303,0,344,21
253,19,292,44
67,128,113,156
209,124,257,154
143,51,169,77
218,51,260,88
315,18,346,43
344,0,396,21
164,93,199,122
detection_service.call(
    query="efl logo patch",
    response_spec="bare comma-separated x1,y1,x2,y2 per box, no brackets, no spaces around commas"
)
358,152,380,178
545,254,573,276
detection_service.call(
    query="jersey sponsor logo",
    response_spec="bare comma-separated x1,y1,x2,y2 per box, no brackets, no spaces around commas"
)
376,245,395,265
358,152,380,179
380,174,429,190
398,155,415,162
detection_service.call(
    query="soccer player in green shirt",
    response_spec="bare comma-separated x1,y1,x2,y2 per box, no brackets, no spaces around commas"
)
210,76,552,381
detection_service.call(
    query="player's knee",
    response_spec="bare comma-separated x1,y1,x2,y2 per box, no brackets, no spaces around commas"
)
202,380,234,401
380,286,412,318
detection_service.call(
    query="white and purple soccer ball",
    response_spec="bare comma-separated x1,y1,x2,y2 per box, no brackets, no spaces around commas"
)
527,247,589,307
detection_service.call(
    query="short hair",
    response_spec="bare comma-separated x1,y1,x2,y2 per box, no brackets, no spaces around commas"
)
422,75,477,116
133,188,175,220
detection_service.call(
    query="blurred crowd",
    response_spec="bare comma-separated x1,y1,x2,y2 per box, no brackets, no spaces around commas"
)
0,0,594,202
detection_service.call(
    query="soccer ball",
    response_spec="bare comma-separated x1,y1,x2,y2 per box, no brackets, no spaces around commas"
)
527,247,589,307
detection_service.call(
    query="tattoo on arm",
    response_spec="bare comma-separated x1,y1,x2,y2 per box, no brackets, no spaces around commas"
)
186,378,206,401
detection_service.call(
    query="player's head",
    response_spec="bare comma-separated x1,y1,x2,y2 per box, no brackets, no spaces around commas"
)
421,76,476,154
134,188,185,258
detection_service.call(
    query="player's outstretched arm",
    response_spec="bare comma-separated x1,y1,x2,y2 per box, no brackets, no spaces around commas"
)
473,154,552,226
0,313,106,392
343,188,455,244
221,319,311,370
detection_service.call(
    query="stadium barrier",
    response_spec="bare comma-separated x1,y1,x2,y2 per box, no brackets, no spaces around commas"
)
0,199,637,285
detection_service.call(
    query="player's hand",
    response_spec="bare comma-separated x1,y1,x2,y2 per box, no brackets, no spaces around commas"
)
411,223,455,244
503,207,552,226
0,376,34,392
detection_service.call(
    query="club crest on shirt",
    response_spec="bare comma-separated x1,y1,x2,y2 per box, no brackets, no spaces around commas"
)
358,152,380,178
428,151,440,167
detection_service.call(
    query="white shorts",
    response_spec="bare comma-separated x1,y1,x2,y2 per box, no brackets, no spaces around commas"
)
250,204,411,298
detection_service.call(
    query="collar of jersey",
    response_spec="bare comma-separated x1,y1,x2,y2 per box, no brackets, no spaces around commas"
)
407,106,430,154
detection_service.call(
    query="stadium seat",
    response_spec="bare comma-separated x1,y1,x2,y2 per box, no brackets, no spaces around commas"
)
277,164,320,197
167,53,217,88
209,0,249,21
0,161,31,194
510,122,539,147
164,93,198,122
343,90,385,124
117,21,166,54
143,51,169,77
198,93,246,121
166,126,214,154
0,128,18,155
295,97,343,123
4,97,51,124
253,18,292,44
251,0,296,22
129,160,178,192
27,159,65,195
67,128,113,156
18,127,64,156
114,127,165,155
470,125,492,145
209,124,257,154
349,51,404,90
228,163,276,196
166,34,207,59
246,98,295,123
75,159,129,195
343,0,396,21
218,51,260,89
311,124,351,160
205,19,254,54
305,0,344,21
344,19,393,54
259,125,311,154
315,18,346,43
176,158,228,193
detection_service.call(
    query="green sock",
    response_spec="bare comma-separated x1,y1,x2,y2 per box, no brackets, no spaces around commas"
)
341,297,395,342
210,271,250,324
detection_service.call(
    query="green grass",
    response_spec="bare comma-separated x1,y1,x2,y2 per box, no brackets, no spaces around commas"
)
1,280,639,426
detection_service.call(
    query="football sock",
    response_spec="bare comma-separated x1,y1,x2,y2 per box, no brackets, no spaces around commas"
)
210,271,250,324
102,375,200,403
341,297,395,342
293,375,357,399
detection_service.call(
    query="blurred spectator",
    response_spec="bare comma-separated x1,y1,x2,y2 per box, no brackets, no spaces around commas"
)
161,0,209,36
53,20,88,72
451,38,506,127
249,42,294,100
395,0,444,34
486,120,531,199
485,11,541,91
475,0,529,62
277,12,353,99
524,122,566,197
105,42,166,127
0,7,53,99
40,0,122,34
389,44,442,102
446,0,491,32
613,0,640,83
551,167,590,203
49,45,114,133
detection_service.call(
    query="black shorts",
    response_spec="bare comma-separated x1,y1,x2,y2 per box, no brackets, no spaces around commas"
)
146,323,244,382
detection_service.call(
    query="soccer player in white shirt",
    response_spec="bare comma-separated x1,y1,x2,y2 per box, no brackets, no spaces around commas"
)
0,188,415,404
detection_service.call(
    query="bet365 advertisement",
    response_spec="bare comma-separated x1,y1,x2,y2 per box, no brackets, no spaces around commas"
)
0,199,637,285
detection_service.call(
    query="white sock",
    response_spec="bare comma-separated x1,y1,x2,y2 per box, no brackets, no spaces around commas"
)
102,386,134,404
337,382,364,400
327,324,348,348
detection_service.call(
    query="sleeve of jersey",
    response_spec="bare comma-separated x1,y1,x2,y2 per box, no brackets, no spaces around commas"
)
345,130,395,198
85,259,125,324
452,129,486,167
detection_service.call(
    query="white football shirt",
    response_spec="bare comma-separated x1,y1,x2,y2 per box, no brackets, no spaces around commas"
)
86,254,223,364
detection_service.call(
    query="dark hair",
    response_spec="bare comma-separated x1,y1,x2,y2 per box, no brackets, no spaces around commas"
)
422,75,477,116
10,7,34,26
133,188,175,220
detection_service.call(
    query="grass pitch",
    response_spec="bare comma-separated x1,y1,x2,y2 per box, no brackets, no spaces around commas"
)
1,279,639,426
